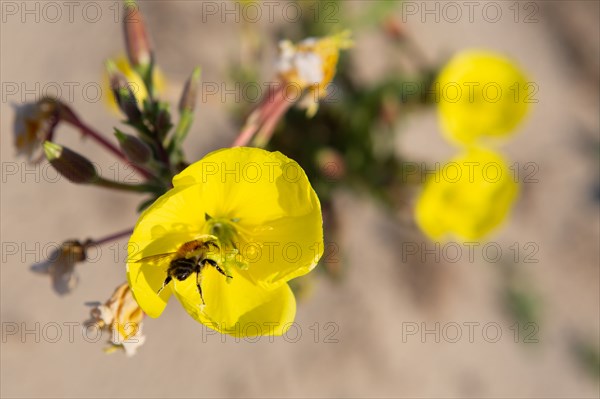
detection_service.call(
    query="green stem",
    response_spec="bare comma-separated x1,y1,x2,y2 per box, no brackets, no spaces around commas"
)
167,110,194,165
171,110,193,147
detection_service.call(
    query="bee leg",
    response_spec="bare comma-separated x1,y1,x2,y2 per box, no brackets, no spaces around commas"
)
157,275,172,294
195,272,205,305
206,241,220,251
203,259,232,279
204,241,220,256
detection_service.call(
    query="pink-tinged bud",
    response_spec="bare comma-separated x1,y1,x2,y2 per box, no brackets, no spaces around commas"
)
179,67,201,113
123,0,153,70
43,141,98,184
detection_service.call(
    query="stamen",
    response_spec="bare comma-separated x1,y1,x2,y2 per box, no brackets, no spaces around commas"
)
204,217,249,273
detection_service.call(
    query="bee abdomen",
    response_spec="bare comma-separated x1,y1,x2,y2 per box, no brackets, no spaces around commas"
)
169,258,196,281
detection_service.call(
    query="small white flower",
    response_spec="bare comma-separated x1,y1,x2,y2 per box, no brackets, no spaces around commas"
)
293,52,324,85
276,39,324,86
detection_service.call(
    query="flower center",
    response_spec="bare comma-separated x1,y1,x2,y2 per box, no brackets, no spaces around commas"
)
203,214,249,272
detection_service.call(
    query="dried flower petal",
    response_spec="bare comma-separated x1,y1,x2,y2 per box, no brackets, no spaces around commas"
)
87,282,146,356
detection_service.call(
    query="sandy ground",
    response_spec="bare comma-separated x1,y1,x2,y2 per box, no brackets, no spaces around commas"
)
1,1,599,398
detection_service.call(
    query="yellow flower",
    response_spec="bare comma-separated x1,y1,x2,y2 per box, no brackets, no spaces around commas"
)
127,147,323,337
87,282,146,356
277,31,352,117
415,147,518,241
436,50,532,146
103,56,165,114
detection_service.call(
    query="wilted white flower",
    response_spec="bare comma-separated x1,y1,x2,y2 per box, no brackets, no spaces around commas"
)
86,282,146,357
276,31,352,117
13,100,57,160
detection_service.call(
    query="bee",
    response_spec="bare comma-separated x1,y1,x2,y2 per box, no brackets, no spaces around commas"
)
132,236,232,305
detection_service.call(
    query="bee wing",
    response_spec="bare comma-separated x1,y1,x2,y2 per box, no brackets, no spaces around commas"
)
128,252,177,264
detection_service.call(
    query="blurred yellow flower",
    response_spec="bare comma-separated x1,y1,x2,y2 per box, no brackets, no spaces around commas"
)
87,282,146,356
277,31,353,117
436,50,532,146
127,147,323,337
415,147,518,241
103,56,165,114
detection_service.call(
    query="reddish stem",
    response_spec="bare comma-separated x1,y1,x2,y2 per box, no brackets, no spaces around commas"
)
87,228,134,247
232,116,260,148
66,118,154,180
252,94,293,147
231,84,289,147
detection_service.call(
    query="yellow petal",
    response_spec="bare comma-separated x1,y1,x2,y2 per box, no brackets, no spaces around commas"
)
172,266,296,337
127,184,209,317
126,263,172,318
240,212,323,289
436,50,532,146
173,147,316,221
415,147,519,241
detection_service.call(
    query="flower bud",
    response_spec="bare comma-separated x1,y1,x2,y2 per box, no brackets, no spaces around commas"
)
155,105,172,141
43,141,98,184
179,67,201,114
380,94,401,126
123,0,153,71
383,18,407,41
107,60,143,123
316,148,346,181
114,130,152,164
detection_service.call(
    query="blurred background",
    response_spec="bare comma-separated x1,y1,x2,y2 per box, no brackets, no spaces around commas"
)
1,0,599,397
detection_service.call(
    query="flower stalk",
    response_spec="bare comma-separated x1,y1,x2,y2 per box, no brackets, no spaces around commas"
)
86,228,134,247
55,101,154,180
